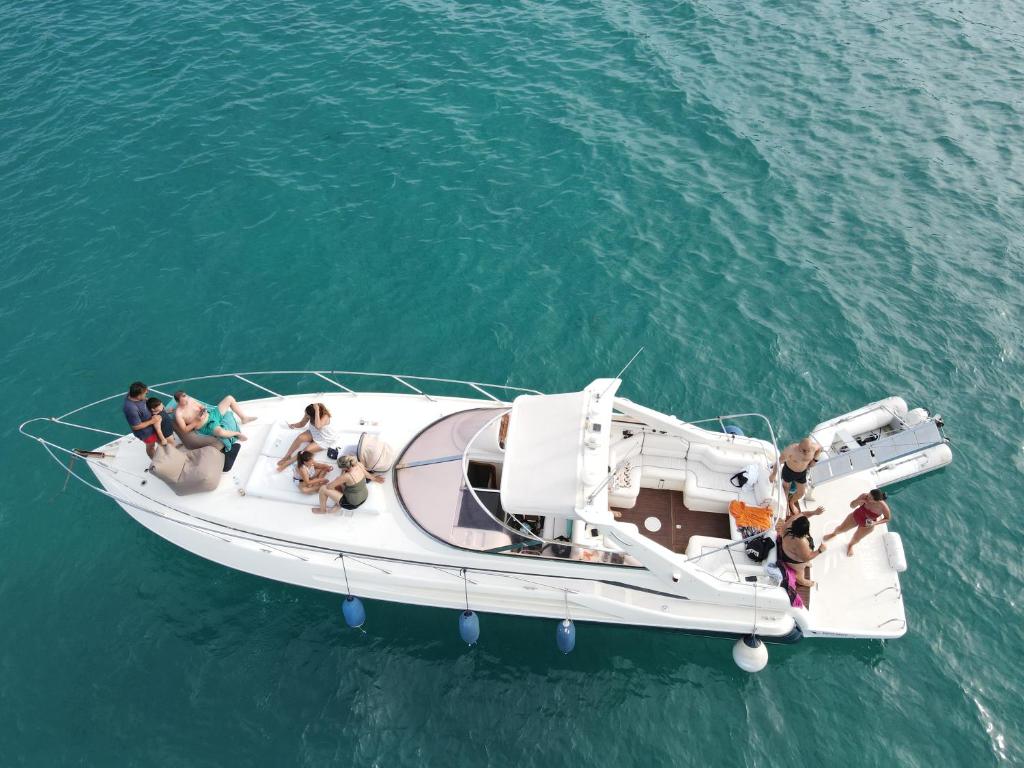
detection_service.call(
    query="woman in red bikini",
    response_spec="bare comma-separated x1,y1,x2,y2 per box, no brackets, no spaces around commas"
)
823,489,891,556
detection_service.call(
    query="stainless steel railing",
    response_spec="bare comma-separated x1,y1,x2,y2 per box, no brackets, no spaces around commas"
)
20,369,543,443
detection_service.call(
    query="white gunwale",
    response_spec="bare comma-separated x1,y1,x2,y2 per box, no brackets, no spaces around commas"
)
21,370,946,645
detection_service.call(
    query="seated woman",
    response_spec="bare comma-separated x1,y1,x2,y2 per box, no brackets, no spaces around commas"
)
312,454,384,514
292,450,331,494
776,515,827,587
823,489,891,556
276,403,340,471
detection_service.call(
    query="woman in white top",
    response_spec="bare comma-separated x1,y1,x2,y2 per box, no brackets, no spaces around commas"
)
276,403,340,471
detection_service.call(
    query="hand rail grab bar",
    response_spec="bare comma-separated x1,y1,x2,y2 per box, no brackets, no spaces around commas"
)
233,374,282,399
392,375,436,402
315,372,356,393
468,383,501,402
40,370,540,423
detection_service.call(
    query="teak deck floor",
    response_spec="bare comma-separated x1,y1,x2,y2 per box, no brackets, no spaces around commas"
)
613,488,812,608
612,488,729,554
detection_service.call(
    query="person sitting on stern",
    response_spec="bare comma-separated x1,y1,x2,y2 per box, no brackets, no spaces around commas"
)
776,514,827,588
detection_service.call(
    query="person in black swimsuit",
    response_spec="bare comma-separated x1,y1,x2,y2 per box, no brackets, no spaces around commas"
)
769,436,824,516
776,515,827,587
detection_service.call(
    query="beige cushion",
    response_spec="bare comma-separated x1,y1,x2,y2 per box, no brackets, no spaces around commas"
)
151,444,223,495
177,446,225,494
151,444,188,484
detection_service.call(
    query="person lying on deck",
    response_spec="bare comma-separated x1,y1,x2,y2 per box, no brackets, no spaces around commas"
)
823,489,891,557
276,403,340,471
292,450,331,494
312,454,384,514
174,391,255,443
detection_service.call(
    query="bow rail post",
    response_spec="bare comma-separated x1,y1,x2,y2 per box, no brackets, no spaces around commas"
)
391,375,436,402
233,374,283,399
316,372,356,394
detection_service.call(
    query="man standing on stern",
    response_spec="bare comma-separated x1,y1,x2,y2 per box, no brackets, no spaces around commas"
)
769,436,824,517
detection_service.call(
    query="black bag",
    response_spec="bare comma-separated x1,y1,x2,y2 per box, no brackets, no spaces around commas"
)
745,535,775,563
730,470,749,488
326,447,339,461
222,442,241,473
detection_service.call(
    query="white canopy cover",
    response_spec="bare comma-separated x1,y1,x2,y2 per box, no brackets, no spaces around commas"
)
499,379,619,517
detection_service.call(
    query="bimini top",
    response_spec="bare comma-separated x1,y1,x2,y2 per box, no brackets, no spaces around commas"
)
499,379,620,517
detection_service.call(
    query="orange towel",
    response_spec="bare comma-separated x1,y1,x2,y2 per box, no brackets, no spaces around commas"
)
729,500,772,531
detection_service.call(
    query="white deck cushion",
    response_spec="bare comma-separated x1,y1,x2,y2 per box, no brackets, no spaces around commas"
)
245,420,379,507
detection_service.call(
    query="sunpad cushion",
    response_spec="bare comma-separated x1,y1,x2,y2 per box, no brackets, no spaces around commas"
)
244,420,380,506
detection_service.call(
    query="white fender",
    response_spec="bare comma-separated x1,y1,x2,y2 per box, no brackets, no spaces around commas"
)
884,532,908,573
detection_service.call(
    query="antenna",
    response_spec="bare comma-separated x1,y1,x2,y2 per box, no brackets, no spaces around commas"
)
597,346,645,400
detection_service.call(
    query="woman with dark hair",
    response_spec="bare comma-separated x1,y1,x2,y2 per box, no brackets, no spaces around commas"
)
776,515,827,587
275,403,339,471
823,489,892,556
292,450,331,494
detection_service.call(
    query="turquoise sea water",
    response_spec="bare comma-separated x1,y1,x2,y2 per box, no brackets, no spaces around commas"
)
2,0,1022,764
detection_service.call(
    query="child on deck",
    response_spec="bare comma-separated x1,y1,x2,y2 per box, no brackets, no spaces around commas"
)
293,450,331,494
146,397,175,448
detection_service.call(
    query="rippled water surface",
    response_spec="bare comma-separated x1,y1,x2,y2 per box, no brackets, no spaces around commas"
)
1,0,1022,764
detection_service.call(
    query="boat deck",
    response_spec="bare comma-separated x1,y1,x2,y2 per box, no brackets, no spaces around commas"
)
795,473,906,637
612,488,730,554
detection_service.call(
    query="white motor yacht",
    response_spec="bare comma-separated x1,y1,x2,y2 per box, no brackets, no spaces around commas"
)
21,371,951,670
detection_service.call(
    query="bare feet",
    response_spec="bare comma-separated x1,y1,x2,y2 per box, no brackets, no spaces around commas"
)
241,415,257,424
311,505,335,515
823,532,836,542
235,433,248,442
847,544,856,556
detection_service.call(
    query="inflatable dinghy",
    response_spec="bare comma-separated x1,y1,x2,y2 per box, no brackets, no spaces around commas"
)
808,397,951,488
